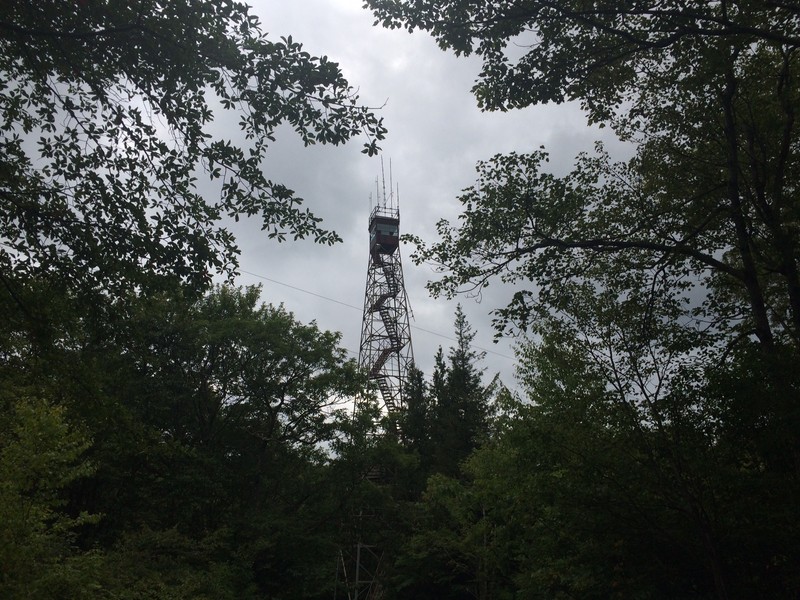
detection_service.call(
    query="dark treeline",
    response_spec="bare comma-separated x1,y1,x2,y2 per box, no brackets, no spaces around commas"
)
1,283,363,599
0,279,499,599
3,1,800,599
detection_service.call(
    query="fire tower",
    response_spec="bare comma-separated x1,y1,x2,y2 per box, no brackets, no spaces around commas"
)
338,181,414,600
358,199,414,413
358,198,414,416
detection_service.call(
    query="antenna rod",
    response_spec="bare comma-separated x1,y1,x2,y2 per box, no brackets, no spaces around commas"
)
381,158,387,206
389,159,394,210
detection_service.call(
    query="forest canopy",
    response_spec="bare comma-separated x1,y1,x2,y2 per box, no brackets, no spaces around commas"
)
2,0,799,598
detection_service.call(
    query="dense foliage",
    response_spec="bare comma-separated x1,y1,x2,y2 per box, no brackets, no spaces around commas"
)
4,0,800,598
365,1,800,598
0,284,370,599
1,0,385,297
379,0,800,353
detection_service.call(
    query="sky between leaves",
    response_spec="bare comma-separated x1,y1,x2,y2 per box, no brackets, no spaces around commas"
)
213,0,633,390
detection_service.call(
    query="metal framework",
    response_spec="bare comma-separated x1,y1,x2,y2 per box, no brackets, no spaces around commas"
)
358,204,414,416
336,192,415,600
335,509,385,600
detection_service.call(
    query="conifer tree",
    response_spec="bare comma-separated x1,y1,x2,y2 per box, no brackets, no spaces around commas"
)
430,305,491,477
401,366,430,458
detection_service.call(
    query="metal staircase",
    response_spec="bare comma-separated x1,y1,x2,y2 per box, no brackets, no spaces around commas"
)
360,231,412,417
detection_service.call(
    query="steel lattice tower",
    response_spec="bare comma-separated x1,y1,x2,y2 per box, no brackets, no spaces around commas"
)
337,186,414,600
358,201,414,417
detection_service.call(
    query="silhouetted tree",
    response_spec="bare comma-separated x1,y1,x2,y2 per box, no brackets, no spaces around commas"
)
430,305,491,477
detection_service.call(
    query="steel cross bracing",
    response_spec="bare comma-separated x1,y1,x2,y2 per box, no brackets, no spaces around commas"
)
358,205,414,417
343,202,413,600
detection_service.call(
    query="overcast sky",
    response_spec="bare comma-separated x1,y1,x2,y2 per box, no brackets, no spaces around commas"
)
222,0,630,392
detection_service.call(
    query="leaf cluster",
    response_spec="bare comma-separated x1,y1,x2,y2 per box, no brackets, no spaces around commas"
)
1,1,387,297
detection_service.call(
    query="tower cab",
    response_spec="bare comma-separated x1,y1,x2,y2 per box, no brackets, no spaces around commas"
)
369,208,399,259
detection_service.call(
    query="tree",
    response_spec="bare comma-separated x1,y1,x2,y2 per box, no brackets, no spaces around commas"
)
429,305,493,477
400,366,431,465
390,471,510,600
394,327,800,599
76,285,364,538
0,396,100,599
1,1,386,298
0,282,371,598
366,1,800,116
369,0,800,356
109,286,368,598
365,2,800,596
370,0,800,480
125,285,362,448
